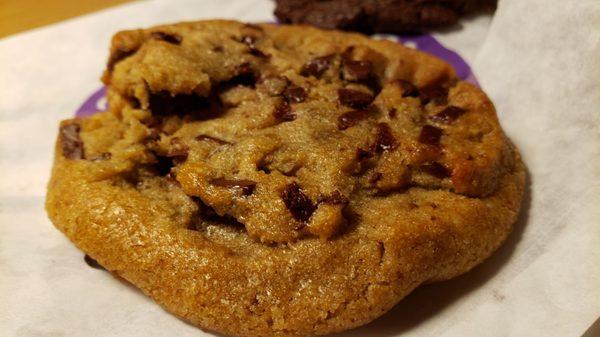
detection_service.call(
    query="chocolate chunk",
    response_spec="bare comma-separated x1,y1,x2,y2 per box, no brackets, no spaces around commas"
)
338,109,371,130
212,46,224,53
152,154,175,176
273,101,296,121
228,62,258,87
421,162,451,178
356,148,373,161
260,76,289,96
59,123,84,160
281,182,316,222
397,80,419,97
283,85,307,103
430,105,467,123
210,178,256,196
195,134,231,145
338,88,374,109
342,60,372,82
374,123,397,152
419,85,448,105
84,254,105,270
318,191,349,205
149,91,210,116
90,152,112,161
418,125,443,145
151,31,182,45
167,137,189,158
107,47,137,72
300,55,334,78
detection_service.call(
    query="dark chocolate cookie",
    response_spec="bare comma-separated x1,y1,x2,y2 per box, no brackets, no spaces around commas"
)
274,0,496,34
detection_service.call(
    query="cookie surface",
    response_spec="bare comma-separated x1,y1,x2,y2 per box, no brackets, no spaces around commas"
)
274,0,496,34
46,20,524,337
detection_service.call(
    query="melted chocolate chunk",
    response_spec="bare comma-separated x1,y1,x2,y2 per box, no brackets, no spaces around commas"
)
59,123,84,160
195,134,231,145
84,254,105,270
210,178,256,196
342,60,372,82
418,125,443,145
421,162,451,178
397,80,419,97
281,182,316,222
338,88,374,109
430,105,467,123
151,31,182,45
273,101,296,121
149,91,210,116
338,109,371,130
300,55,334,78
212,46,224,53
318,191,349,205
419,85,448,105
107,47,137,72
283,85,307,103
374,123,397,152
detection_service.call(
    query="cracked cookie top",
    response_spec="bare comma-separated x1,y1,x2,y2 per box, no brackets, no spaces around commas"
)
77,20,516,244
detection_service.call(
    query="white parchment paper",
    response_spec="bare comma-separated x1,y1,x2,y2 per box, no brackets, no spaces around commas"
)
1,0,598,336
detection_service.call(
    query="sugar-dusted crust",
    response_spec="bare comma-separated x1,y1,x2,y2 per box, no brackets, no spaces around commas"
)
46,20,525,337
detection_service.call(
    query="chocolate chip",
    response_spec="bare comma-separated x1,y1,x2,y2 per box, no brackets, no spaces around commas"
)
149,91,210,116
212,46,224,53
338,88,374,109
107,47,136,72
273,101,296,121
281,182,316,222
84,254,105,270
421,162,450,178
397,80,419,98
283,85,307,103
374,123,397,152
210,178,256,196
59,123,84,160
151,31,182,45
240,35,269,58
318,191,349,205
90,152,111,161
260,76,289,96
418,125,443,145
388,107,397,118
338,109,371,130
430,105,467,123
300,55,334,78
342,60,372,82
419,85,448,105
195,134,231,145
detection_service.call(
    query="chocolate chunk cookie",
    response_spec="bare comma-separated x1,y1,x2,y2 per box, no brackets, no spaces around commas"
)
46,20,525,337
274,0,496,34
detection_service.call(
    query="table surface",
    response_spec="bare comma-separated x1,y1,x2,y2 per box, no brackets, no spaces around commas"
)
0,0,134,38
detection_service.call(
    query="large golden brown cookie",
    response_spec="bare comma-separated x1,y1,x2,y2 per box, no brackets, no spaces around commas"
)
46,20,525,337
